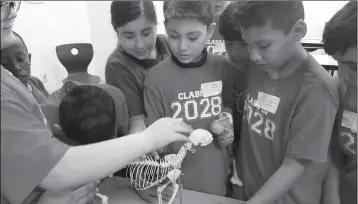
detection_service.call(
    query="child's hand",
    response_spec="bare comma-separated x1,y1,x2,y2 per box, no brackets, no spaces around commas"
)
210,112,234,147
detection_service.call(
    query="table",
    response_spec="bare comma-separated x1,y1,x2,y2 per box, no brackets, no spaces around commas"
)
99,177,244,204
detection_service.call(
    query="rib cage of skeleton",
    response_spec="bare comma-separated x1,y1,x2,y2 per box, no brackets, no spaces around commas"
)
126,128,214,204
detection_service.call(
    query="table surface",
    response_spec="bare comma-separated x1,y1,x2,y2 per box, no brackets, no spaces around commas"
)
99,177,244,204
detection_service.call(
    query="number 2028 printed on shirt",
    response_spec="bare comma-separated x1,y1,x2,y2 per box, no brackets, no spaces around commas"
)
341,132,357,155
244,101,277,140
171,96,222,121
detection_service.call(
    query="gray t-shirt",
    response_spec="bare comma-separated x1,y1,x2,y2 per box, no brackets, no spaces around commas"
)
1,66,69,204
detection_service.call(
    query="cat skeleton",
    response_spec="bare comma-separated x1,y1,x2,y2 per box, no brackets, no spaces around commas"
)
127,129,213,204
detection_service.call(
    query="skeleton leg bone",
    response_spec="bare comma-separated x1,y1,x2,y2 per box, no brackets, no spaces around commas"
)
157,180,171,204
230,159,243,187
157,169,181,204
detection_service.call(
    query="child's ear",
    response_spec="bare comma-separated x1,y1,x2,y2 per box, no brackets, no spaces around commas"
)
207,22,217,41
290,19,307,42
28,53,32,63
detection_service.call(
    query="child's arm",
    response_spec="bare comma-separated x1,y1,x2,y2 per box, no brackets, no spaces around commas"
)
105,61,146,134
248,81,339,203
322,158,341,204
246,157,305,204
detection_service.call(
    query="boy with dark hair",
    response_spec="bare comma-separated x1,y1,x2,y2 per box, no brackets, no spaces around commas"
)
218,1,252,190
143,0,238,197
230,1,338,203
322,2,357,204
218,1,250,70
205,1,231,56
44,82,129,140
1,31,49,103
59,85,117,145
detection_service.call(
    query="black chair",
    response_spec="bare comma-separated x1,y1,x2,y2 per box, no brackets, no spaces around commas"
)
56,43,101,84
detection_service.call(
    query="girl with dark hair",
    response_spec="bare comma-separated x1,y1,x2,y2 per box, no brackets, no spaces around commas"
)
105,1,170,135
1,2,192,203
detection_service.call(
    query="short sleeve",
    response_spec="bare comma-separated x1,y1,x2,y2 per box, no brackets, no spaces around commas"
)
286,82,339,163
143,74,165,126
1,90,69,204
105,60,144,117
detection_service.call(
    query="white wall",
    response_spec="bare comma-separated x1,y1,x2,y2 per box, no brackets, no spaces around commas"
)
304,1,347,40
86,1,116,80
12,1,348,93
13,1,93,93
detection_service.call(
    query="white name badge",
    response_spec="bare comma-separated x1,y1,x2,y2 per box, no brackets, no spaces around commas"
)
255,92,281,114
201,81,223,97
342,110,357,132
214,41,226,53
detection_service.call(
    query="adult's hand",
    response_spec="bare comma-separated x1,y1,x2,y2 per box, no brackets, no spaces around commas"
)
144,118,193,149
37,181,99,204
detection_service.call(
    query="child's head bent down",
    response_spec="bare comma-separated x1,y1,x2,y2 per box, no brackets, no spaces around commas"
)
218,1,249,64
232,1,306,72
59,85,117,145
323,1,357,88
163,1,216,64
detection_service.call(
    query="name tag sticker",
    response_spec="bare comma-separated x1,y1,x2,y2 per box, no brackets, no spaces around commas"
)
342,110,357,132
214,41,226,53
201,81,222,97
255,92,280,114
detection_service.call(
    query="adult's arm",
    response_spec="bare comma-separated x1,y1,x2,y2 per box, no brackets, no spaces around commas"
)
40,123,184,191
1,90,70,204
2,91,191,203
322,157,341,204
